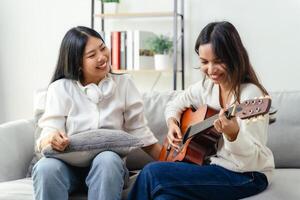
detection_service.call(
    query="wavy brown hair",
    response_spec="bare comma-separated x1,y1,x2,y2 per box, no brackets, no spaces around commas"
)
195,21,268,102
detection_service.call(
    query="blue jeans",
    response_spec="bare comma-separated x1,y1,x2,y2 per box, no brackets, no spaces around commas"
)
127,162,268,200
32,151,128,200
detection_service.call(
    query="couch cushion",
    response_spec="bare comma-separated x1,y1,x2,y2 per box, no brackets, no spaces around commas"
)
0,178,33,200
267,91,300,168
141,91,181,143
126,91,180,170
0,178,87,200
1,169,299,200
0,120,35,182
42,129,143,167
0,174,139,200
242,168,300,199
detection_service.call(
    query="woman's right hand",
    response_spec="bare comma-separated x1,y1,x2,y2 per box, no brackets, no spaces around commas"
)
167,118,183,150
40,131,69,152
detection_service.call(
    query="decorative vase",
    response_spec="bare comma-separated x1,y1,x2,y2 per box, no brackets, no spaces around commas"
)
104,2,119,14
154,54,172,71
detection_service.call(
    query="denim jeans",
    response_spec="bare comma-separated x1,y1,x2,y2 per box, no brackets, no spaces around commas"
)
32,151,128,200
127,162,268,200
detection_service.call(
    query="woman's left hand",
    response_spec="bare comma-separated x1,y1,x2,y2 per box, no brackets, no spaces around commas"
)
213,109,240,141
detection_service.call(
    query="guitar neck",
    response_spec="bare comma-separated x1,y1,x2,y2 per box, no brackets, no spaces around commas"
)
183,97,271,142
187,114,219,140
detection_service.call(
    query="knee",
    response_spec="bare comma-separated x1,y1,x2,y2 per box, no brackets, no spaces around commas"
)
87,151,125,185
140,162,164,177
144,162,161,171
32,158,65,181
92,151,123,170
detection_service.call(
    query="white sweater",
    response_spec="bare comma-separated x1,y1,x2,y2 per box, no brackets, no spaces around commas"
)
165,79,275,183
37,74,158,149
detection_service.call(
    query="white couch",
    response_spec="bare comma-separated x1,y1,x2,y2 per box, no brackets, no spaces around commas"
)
0,91,300,200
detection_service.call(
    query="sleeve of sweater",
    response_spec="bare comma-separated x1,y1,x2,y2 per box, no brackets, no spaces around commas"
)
165,81,204,123
222,84,272,169
36,80,71,151
123,77,158,147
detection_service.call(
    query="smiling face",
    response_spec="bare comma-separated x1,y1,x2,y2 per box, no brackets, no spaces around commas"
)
199,43,229,88
82,36,110,85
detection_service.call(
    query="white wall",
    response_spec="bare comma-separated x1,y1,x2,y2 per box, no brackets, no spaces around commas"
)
186,0,300,92
0,0,300,123
0,0,91,123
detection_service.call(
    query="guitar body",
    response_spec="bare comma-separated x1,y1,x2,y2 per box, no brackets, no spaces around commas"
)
158,97,271,165
159,105,221,165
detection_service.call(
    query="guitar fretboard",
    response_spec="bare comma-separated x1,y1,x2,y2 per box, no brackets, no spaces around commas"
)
187,114,219,139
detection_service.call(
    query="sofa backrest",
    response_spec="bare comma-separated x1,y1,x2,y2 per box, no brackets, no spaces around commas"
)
267,91,300,168
0,120,35,182
126,90,300,170
126,91,179,170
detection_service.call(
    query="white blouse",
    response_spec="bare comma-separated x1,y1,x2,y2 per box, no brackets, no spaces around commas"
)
165,79,275,183
37,73,158,149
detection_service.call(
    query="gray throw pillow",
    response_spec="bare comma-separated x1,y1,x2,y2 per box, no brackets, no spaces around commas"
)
41,129,144,167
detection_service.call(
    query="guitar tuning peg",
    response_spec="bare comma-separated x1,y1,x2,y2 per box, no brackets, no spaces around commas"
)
252,117,258,122
246,119,250,124
259,96,264,99
254,97,258,99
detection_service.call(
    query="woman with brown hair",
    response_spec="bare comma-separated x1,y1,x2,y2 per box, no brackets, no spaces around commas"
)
128,21,274,200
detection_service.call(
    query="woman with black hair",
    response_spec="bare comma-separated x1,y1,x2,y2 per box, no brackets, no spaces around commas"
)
32,26,161,200
128,21,275,200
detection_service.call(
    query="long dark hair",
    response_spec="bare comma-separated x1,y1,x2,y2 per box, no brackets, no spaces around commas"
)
50,26,105,83
194,21,268,102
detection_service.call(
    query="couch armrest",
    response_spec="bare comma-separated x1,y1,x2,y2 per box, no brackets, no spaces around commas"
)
0,119,35,182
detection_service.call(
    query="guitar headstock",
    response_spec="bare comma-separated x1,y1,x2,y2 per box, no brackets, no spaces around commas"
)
227,97,271,120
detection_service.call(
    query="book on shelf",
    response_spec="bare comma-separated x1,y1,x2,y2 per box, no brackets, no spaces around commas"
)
120,31,127,70
101,30,155,71
111,31,121,70
126,30,134,70
133,30,155,70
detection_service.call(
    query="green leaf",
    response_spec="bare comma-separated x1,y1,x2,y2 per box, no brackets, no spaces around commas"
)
146,35,173,54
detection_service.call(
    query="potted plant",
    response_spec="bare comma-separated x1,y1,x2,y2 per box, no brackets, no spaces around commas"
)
100,0,120,14
147,34,173,71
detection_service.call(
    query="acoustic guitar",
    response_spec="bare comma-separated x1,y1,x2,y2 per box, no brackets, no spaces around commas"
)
159,97,271,165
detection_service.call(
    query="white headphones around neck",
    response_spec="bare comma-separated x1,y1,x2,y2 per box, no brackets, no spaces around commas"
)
78,76,116,104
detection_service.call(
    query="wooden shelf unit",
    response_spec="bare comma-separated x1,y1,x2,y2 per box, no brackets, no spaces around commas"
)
90,0,185,90
95,12,179,18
